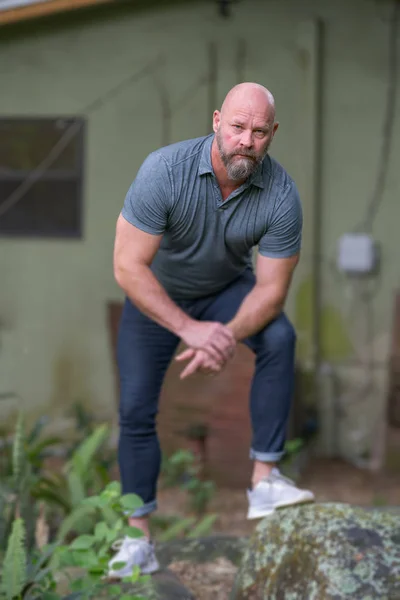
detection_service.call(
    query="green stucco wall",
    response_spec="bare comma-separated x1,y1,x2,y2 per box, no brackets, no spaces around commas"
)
0,0,398,462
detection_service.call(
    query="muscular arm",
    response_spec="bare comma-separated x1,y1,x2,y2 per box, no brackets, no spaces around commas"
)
227,180,302,340
226,253,299,341
114,215,235,360
178,255,299,379
113,214,192,336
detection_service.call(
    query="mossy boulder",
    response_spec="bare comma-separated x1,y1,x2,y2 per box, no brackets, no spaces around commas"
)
231,503,400,600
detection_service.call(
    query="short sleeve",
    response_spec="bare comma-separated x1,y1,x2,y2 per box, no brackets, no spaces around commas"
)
121,152,173,235
258,181,303,258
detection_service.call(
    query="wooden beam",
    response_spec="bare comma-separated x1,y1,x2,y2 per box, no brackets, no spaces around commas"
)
0,0,117,26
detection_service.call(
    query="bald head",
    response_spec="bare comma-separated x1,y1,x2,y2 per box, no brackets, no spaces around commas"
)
212,82,278,183
220,83,276,125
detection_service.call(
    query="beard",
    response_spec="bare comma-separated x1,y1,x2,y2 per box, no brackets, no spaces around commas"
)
216,129,269,182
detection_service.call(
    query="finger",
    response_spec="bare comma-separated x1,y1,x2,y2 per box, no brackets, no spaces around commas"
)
218,332,236,353
180,354,205,380
200,356,223,374
191,352,222,374
208,342,228,362
201,351,232,374
200,364,222,376
213,329,236,351
175,348,196,362
202,343,226,364
207,339,232,363
216,324,235,342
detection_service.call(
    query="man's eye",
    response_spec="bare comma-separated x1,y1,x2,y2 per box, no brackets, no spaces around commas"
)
233,124,242,130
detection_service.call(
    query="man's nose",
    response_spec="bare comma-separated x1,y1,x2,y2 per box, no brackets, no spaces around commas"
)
240,130,253,148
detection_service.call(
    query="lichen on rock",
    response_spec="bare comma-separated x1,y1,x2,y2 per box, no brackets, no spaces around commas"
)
231,503,400,600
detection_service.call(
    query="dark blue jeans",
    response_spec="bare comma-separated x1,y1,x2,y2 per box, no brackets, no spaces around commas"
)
117,269,296,517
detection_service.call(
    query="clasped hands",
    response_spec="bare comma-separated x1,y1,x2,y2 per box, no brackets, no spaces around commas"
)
176,320,236,380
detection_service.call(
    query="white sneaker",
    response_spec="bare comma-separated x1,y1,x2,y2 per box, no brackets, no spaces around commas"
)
247,468,315,520
108,536,160,578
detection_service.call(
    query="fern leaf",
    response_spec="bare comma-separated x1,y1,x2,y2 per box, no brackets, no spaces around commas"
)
12,412,25,488
1,518,27,599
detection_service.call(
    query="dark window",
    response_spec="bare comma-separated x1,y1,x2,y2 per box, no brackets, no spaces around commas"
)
0,117,85,238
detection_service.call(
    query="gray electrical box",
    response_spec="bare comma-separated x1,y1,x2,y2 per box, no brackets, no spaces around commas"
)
337,233,378,274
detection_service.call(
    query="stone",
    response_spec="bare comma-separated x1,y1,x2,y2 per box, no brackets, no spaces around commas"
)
231,503,400,600
156,534,247,568
99,535,247,599
100,569,194,600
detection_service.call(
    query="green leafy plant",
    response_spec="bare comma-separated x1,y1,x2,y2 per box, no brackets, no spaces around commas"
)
155,449,217,540
0,411,115,560
33,424,114,540
160,449,195,488
161,448,215,515
0,413,62,480
0,517,61,600
0,484,152,600
283,438,304,457
54,481,151,599
66,402,117,486
154,513,218,542
1,518,27,599
279,437,308,480
0,412,42,556
183,477,215,516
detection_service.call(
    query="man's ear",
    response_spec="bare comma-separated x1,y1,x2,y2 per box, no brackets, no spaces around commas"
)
213,110,221,134
272,121,279,137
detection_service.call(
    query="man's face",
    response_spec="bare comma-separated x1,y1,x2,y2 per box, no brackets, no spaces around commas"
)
214,103,277,182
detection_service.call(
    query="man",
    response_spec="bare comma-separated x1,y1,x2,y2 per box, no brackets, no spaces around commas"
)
110,82,315,577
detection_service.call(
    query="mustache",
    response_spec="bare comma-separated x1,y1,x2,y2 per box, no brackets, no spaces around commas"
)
230,149,257,160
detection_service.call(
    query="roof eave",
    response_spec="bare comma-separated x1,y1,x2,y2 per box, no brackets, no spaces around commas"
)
0,0,118,26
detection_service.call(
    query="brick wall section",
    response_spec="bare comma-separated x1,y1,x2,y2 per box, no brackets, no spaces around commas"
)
159,342,254,487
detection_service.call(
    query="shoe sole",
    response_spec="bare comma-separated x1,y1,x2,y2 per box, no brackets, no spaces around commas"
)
247,496,315,520
142,559,160,575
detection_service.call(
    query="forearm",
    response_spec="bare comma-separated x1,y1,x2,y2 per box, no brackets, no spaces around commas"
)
116,264,193,337
227,283,285,341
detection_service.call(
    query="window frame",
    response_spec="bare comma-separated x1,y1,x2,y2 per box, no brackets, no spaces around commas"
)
0,116,86,239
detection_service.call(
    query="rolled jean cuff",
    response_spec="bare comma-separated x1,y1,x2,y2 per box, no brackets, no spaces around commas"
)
249,448,284,462
126,499,157,518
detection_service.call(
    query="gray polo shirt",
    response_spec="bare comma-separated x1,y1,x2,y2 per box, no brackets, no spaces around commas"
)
121,134,302,300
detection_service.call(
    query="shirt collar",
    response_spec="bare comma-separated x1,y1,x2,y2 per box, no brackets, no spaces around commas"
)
248,162,264,189
198,134,264,189
198,134,214,175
